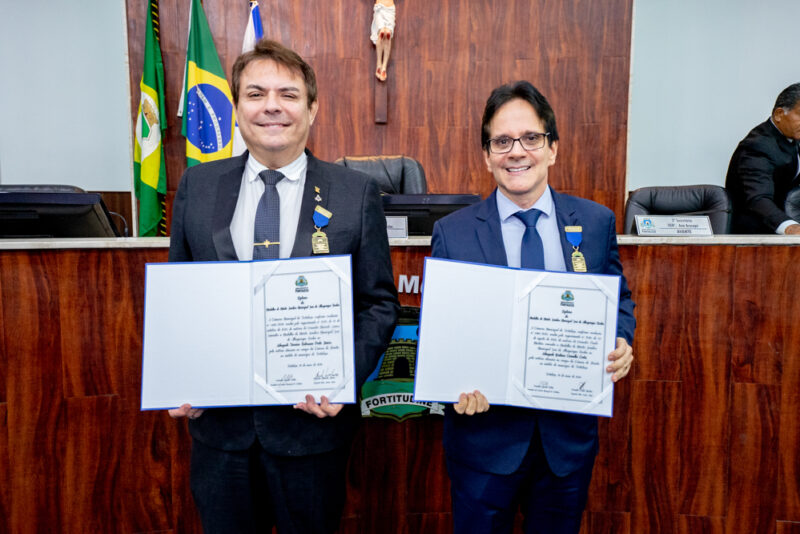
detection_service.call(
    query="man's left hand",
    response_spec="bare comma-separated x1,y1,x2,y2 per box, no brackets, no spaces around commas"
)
607,337,633,382
294,395,343,418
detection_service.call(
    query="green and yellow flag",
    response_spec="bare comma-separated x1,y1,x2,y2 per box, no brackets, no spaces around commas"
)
179,0,235,167
133,1,167,237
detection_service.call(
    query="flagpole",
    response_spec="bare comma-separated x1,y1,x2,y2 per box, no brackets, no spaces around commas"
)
177,0,192,120
122,0,138,237
149,0,168,237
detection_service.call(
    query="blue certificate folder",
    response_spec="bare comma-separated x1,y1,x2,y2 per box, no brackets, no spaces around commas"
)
415,258,620,417
140,256,355,410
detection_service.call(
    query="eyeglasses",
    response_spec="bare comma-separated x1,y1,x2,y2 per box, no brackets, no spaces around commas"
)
485,132,550,154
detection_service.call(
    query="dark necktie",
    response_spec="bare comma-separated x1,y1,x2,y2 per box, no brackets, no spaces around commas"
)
253,169,284,260
513,209,545,270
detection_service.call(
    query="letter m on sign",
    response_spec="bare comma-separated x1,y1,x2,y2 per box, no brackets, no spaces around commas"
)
398,275,420,294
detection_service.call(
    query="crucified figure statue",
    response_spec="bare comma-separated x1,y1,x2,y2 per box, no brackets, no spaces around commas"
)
370,0,395,82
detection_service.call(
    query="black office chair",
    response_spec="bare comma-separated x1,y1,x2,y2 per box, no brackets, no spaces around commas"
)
624,185,731,234
785,186,800,221
0,184,86,193
334,155,427,194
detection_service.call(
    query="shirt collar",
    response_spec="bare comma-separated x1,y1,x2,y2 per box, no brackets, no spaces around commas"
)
769,117,796,144
496,186,555,222
245,151,307,183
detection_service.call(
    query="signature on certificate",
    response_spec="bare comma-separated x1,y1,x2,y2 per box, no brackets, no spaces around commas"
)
314,368,340,381
274,374,297,384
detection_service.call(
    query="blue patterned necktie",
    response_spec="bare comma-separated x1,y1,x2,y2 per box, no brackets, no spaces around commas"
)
513,209,545,270
253,169,284,260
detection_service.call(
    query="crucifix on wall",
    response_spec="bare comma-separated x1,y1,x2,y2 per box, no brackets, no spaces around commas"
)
370,0,395,123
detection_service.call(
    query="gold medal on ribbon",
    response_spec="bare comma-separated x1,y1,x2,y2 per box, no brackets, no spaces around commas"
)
312,230,330,254
311,205,332,254
564,225,586,272
571,250,587,272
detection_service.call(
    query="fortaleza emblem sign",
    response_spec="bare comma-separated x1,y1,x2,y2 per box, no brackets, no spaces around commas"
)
360,318,444,421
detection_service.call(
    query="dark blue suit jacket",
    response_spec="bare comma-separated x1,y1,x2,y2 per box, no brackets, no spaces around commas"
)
431,188,635,477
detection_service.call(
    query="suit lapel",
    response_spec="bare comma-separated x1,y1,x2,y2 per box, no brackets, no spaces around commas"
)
476,190,509,266
767,120,800,186
212,154,248,261
291,152,330,258
552,190,578,272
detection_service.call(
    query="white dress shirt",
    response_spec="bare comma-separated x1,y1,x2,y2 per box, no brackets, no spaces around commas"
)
496,186,567,271
229,152,307,260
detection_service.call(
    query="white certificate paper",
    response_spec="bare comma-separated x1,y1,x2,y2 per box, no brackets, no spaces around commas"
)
140,255,354,410
414,258,620,417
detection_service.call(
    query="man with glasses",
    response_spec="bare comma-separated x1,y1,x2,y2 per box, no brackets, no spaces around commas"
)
168,39,398,534
431,81,635,534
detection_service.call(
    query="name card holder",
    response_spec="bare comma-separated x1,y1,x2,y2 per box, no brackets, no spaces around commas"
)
635,215,713,236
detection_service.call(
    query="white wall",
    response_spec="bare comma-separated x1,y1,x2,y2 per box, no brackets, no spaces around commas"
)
627,0,800,192
0,0,132,191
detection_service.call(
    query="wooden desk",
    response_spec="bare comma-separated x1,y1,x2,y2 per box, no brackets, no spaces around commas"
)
0,236,798,533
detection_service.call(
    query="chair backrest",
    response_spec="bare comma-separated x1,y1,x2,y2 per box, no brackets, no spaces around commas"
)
334,155,427,194
624,185,731,234
785,186,800,222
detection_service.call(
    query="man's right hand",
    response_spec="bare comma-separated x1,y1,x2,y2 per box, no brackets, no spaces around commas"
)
453,390,490,415
785,224,800,235
168,403,204,419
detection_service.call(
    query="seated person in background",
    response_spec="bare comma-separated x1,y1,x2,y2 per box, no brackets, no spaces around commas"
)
726,82,800,234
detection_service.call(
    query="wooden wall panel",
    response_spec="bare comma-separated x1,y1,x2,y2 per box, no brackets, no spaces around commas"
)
680,246,733,517
778,275,800,521
1,252,66,533
58,251,136,398
168,417,202,533
61,397,119,533
0,270,5,404
580,511,631,534
678,515,725,534
406,418,450,514
125,0,634,233
630,381,681,534
0,404,8,534
349,420,409,534
731,247,785,385
727,384,780,534
620,245,686,381
588,376,632,511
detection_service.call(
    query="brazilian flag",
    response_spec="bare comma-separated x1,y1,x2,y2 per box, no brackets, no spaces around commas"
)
179,0,235,167
133,1,167,236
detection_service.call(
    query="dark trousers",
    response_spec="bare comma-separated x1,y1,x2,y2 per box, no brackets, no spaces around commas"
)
447,429,594,534
190,438,350,534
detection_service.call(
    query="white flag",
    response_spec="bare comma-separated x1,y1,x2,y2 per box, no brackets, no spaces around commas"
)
233,1,264,155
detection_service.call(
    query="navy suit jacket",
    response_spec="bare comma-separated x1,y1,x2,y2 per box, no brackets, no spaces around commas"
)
725,119,800,233
169,150,399,455
431,189,635,477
